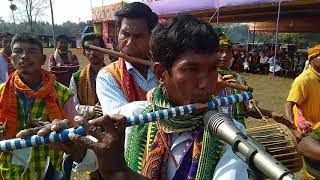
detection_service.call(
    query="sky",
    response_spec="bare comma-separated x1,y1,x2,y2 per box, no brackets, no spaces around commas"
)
0,0,140,24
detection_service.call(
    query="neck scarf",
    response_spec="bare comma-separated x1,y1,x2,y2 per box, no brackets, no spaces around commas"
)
105,58,146,102
126,87,224,180
0,70,66,138
0,49,15,76
218,69,246,125
77,64,103,105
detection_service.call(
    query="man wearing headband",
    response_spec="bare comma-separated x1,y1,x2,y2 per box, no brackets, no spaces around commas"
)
286,44,320,133
215,27,292,128
28,14,248,180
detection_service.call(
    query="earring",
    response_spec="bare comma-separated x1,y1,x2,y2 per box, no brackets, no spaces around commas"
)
159,79,168,97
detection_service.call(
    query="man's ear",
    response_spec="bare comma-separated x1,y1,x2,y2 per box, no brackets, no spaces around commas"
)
41,54,46,65
153,62,167,81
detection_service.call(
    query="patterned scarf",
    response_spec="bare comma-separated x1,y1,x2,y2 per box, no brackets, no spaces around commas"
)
107,58,148,173
127,87,224,180
0,70,66,138
219,68,247,125
76,64,100,106
0,49,15,76
105,58,146,102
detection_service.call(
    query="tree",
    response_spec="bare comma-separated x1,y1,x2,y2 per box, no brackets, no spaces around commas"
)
16,0,49,33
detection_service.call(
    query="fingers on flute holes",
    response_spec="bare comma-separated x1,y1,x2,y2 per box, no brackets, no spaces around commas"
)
51,119,72,132
16,126,42,138
79,119,104,141
69,134,98,151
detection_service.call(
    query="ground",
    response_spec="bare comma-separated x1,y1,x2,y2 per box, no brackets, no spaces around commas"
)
43,48,300,179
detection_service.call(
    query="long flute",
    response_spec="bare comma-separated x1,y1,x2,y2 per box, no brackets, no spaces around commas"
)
0,92,252,151
84,43,154,66
85,44,253,92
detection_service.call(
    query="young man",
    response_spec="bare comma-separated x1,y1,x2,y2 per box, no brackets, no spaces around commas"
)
0,33,78,179
96,2,158,114
39,14,248,180
49,34,79,86
216,28,291,127
0,32,15,83
69,33,104,119
285,44,320,132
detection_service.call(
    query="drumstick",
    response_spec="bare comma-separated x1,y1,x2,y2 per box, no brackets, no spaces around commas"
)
83,43,154,66
0,92,252,151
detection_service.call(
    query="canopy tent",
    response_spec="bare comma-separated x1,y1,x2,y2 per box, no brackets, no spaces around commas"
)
144,0,320,23
143,0,320,79
249,18,320,33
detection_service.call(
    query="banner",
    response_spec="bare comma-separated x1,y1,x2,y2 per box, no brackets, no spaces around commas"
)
92,2,126,21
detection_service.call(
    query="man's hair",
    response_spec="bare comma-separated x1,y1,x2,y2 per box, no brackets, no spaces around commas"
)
81,33,106,49
115,2,158,32
11,33,43,53
1,32,13,40
56,34,69,43
150,14,219,70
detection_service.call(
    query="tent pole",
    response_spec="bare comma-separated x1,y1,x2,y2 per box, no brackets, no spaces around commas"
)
272,0,281,80
216,0,220,25
252,22,256,46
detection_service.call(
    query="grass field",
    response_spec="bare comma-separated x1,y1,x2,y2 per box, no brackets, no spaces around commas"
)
43,48,298,179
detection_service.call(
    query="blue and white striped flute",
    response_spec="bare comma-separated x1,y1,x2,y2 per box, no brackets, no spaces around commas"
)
0,91,252,151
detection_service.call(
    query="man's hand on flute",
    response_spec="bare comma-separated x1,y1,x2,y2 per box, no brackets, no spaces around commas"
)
74,115,147,180
213,74,237,95
16,118,87,163
0,121,6,140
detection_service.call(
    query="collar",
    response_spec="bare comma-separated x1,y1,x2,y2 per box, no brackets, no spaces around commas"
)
125,60,155,81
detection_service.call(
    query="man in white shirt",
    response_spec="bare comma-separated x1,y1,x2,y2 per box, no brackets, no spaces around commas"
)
32,14,249,180
69,33,105,119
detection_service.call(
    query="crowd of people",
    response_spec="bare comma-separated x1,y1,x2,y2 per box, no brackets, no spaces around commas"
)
229,47,308,78
0,2,319,180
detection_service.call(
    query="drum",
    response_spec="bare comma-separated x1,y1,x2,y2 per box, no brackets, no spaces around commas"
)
246,123,303,172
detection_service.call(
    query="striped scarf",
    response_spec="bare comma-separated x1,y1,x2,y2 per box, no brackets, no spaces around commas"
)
0,49,15,76
0,70,66,138
126,87,224,180
76,64,99,106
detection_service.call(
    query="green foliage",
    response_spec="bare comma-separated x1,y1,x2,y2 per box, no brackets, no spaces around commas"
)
218,23,320,48
0,20,87,37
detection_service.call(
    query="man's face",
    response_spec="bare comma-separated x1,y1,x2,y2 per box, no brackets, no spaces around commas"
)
83,39,105,66
56,39,69,52
311,55,320,72
218,48,232,69
2,36,12,53
161,51,219,105
11,42,45,76
117,18,150,59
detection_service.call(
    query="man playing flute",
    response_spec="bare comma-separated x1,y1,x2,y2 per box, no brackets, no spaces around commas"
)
0,33,79,179
22,14,249,180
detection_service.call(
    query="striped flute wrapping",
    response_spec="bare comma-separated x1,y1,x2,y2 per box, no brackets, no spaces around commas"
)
0,91,252,151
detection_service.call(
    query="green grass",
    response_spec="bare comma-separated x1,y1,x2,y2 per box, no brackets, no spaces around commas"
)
241,73,294,114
